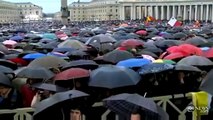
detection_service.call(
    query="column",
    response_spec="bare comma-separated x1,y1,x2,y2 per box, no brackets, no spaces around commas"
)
150,6,153,16
145,6,147,17
201,4,203,21
161,5,164,20
183,5,186,20
120,5,125,20
189,5,192,21
173,5,175,17
131,4,134,20
138,6,142,19
206,4,209,22
178,5,181,16
155,6,158,19
212,4,213,22
167,5,170,20
195,5,197,20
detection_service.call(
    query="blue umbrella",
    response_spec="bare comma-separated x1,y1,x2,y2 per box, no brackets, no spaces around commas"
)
116,58,151,68
89,65,141,89
138,63,174,75
10,36,23,41
23,53,46,60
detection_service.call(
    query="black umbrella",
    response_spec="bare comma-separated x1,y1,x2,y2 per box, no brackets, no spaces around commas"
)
89,65,141,89
0,65,14,74
173,32,187,40
33,90,89,117
138,50,158,58
0,59,18,70
138,63,174,75
85,34,116,45
177,55,213,66
104,93,159,119
31,83,67,92
185,36,208,46
16,66,55,80
174,65,202,72
200,69,213,95
78,30,95,37
0,72,12,87
155,40,183,48
103,50,134,64
62,60,99,70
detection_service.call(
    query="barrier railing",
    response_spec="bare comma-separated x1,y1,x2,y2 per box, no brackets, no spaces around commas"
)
0,93,194,120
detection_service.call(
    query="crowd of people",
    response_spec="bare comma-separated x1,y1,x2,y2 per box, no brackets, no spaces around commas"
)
0,19,212,120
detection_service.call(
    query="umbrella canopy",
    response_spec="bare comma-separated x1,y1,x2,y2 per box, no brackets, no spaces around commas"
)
173,32,187,40
10,35,23,41
174,64,202,72
28,56,68,69
89,65,141,89
33,90,89,117
62,60,99,70
0,72,12,87
31,83,67,92
177,55,213,66
3,40,17,46
104,93,159,118
42,33,57,40
16,66,55,80
54,68,90,81
116,58,151,68
120,39,144,48
135,30,147,36
85,34,116,45
138,63,174,75
154,40,183,48
23,53,47,60
200,69,213,95
103,50,134,64
202,48,213,58
0,65,14,74
185,36,208,46
57,40,86,49
0,59,18,70
163,52,186,60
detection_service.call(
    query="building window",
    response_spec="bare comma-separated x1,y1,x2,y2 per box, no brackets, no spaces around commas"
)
36,11,39,15
116,9,118,12
74,11,75,13
110,9,112,12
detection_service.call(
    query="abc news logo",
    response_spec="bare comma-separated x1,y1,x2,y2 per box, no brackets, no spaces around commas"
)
186,105,209,113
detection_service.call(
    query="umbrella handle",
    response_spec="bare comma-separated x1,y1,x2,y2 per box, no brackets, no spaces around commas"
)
61,108,65,120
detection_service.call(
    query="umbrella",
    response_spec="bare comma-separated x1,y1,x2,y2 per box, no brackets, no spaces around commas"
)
138,63,174,75
62,60,99,70
116,58,151,68
174,64,201,72
85,34,116,45
0,44,9,54
135,30,147,36
0,65,14,74
57,40,86,49
2,40,17,46
23,53,47,60
0,72,12,87
163,52,186,60
120,39,144,48
31,83,67,92
78,30,95,37
43,33,57,40
200,69,213,95
0,59,18,70
10,36,23,41
202,48,213,58
16,66,55,80
185,36,208,46
53,47,76,53
173,32,187,40
89,65,141,89
154,40,183,48
54,68,90,81
177,55,213,66
33,90,89,117
28,56,68,69
104,93,159,118
138,50,158,58
103,50,134,64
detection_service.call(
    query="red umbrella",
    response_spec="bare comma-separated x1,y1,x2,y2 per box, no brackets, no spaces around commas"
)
167,44,202,56
9,58,29,66
54,68,90,81
120,39,143,48
203,48,213,58
178,44,202,56
164,52,186,60
136,30,147,36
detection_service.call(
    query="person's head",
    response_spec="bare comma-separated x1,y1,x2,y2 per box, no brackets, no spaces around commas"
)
0,84,11,98
70,108,81,120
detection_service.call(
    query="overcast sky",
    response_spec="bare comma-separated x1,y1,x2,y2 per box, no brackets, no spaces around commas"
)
6,0,90,13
